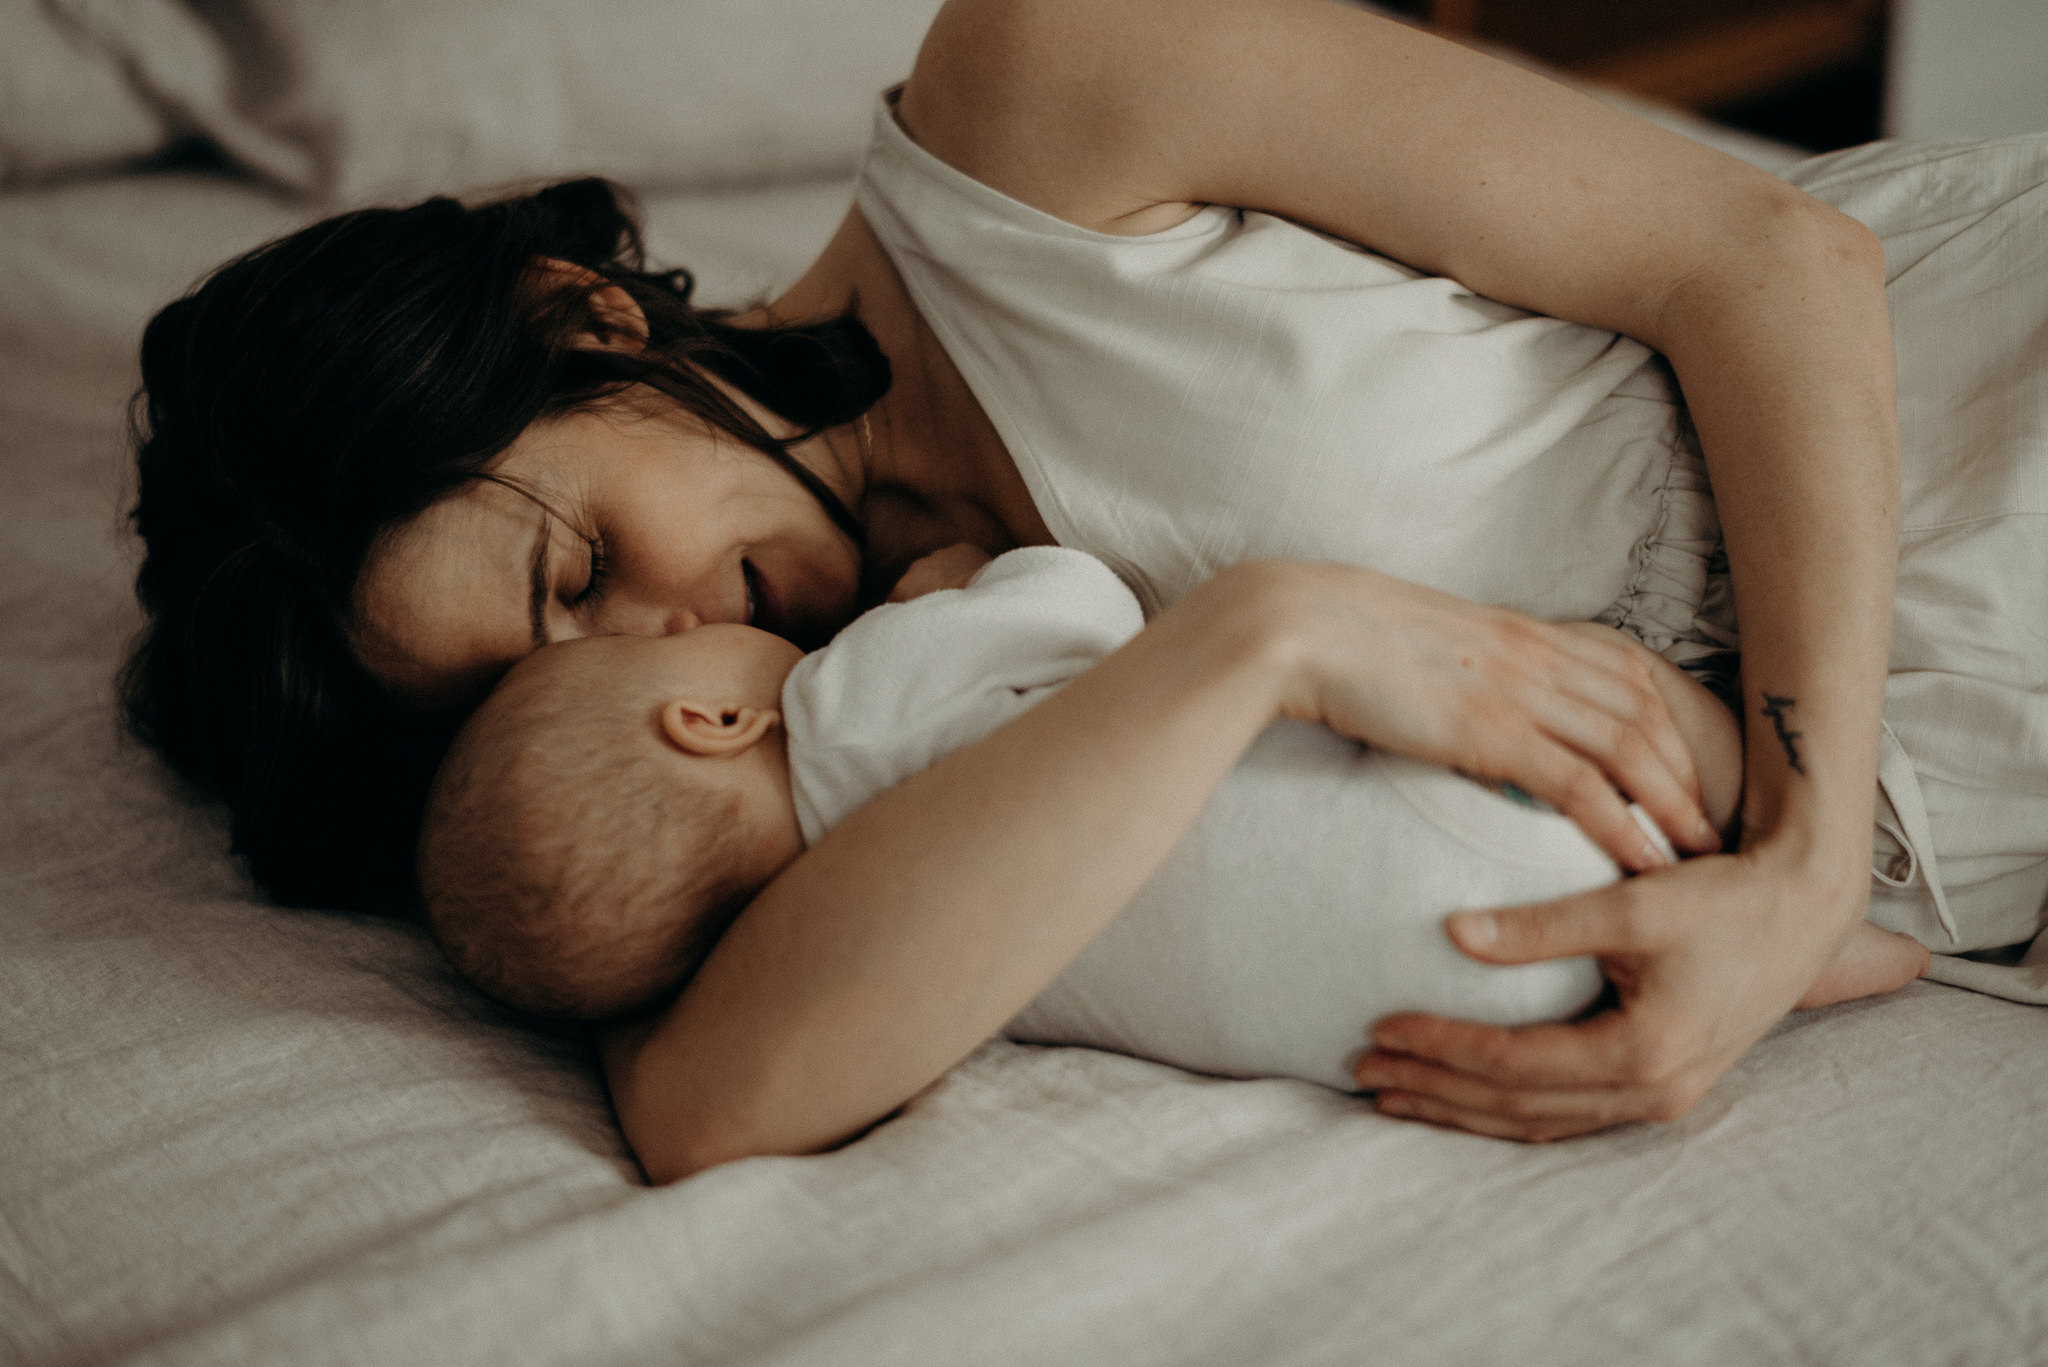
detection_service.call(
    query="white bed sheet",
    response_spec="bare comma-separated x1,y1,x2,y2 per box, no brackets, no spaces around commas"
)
4,118,2045,1367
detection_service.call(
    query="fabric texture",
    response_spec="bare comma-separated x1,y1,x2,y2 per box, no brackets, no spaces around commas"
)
4,35,2046,1363
783,546,1609,1091
1777,137,2048,994
81,0,946,201
782,547,1147,845
855,102,2048,999
854,94,1726,674
0,0,175,184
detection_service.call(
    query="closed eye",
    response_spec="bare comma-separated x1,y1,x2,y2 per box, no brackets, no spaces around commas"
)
570,535,609,610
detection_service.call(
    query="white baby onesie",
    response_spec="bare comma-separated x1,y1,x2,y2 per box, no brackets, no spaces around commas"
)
781,547,1612,1091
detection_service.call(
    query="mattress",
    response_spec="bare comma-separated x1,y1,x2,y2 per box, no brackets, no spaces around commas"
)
4,13,2045,1366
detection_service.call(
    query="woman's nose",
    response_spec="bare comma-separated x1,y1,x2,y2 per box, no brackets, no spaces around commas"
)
599,599,701,639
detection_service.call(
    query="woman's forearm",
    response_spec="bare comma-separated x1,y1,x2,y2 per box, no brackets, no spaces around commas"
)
1334,211,1906,1141
609,552,1736,1178
609,565,1299,1182
1654,199,1898,890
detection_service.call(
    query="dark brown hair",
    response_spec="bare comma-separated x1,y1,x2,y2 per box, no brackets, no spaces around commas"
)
123,178,887,908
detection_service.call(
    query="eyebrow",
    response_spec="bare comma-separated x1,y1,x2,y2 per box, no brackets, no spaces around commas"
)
528,509,553,649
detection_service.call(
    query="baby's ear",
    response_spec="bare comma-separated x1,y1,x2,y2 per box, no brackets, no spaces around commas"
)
659,698,781,758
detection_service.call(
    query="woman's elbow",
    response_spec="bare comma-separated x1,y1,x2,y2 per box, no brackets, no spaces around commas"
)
1741,181,1888,294
1655,186,1887,342
619,1096,763,1185
635,1134,729,1187
604,1029,756,1184
1793,191,1888,286
615,1074,859,1184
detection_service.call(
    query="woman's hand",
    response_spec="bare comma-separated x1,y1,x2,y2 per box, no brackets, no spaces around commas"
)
607,556,1716,1180
1267,563,1720,873
1351,839,1870,1140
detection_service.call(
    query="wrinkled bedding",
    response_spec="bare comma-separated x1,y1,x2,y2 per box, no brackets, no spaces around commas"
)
4,26,2046,1367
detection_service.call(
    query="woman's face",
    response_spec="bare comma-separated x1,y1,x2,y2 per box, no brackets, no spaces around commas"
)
353,388,862,708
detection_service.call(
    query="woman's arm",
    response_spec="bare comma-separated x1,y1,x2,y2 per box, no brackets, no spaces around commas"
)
606,561,1703,1179
906,0,1900,1136
607,562,1286,1181
1350,224,1897,1140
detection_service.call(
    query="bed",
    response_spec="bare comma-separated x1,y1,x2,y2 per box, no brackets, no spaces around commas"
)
5,3,2045,1363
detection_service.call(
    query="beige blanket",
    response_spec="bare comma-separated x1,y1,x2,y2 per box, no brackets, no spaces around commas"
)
3,144,2044,1367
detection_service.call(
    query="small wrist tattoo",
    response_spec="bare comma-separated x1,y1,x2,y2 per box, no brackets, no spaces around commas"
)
1759,693,1805,774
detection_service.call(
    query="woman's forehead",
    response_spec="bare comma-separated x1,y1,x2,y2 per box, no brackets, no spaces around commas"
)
352,477,548,705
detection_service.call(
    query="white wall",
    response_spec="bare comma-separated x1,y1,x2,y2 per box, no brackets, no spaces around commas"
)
1889,0,2048,137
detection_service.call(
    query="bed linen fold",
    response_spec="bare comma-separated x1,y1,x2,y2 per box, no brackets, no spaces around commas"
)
4,112,2047,1367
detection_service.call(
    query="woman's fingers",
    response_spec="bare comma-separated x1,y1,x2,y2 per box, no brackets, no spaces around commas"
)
1361,1041,1717,1136
1544,625,1720,854
1365,1049,1665,1139
1285,566,1711,857
1362,1007,1646,1091
1441,876,1659,966
1356,1010,1718,1133
1532,695,1712,860
1328,760,1879,1145
1507,739,1676,872
1547,623,1705,807
1372,1088,1640,1143
1346,855,1859,1140
1358,1045,1641,1119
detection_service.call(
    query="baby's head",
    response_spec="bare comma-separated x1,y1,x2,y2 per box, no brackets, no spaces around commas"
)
420,625,806,1020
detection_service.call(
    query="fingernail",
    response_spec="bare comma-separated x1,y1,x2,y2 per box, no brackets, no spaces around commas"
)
1627,804,1677,866
1450,911,1497,950
1378,1095,1415,1118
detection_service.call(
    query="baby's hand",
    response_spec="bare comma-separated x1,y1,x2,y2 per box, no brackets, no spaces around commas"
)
887,544,994,602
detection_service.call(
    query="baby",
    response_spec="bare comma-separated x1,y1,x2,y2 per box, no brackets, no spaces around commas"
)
420,547,1928,1090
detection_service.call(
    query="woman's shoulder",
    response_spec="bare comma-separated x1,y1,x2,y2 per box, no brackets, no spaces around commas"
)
895,0,1213,238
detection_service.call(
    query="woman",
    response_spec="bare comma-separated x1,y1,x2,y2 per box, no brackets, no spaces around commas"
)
126,0,2027,1177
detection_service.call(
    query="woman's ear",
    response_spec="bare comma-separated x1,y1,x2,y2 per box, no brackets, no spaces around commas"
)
659,698,781,758
530,255,649,353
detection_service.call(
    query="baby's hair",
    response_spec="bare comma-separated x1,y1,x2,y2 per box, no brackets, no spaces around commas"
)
420,640,756,1020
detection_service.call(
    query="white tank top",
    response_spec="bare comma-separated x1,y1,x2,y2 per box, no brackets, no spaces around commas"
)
853,90,1726,659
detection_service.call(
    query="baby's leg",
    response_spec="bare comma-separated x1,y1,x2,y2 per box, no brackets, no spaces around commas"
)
1558,622,1928,1007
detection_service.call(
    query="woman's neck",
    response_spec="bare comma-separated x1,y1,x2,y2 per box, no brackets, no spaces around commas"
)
752,207,1054,600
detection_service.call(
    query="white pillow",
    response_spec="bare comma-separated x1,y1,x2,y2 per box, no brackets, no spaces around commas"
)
1,0,171,185
127,0,946,202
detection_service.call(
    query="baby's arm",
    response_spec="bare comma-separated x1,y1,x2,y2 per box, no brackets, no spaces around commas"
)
1559,622,1926,1005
